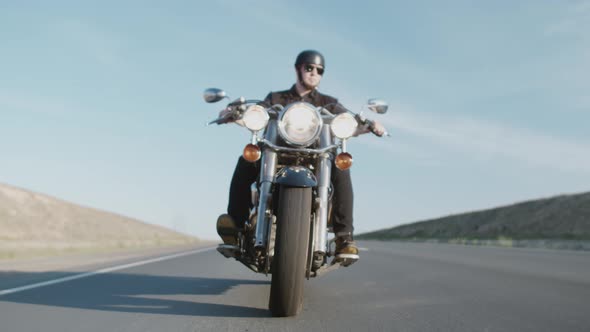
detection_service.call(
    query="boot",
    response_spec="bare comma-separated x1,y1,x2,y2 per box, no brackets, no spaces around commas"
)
335,233,359,259
216,214,238,246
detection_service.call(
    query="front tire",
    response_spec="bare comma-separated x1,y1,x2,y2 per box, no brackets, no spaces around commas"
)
269,186,312,317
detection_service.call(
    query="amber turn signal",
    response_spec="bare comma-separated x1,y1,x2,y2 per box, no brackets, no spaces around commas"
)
335,152,353,170
243,144,261,162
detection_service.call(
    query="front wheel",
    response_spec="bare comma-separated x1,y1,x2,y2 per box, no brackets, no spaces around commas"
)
269,186,312,317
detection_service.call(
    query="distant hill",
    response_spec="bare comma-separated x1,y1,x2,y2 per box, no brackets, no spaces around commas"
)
357,192,590,241
0,183,198,259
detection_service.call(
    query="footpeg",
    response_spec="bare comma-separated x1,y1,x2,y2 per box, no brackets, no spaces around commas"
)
333,254,359,267
217,244,240,259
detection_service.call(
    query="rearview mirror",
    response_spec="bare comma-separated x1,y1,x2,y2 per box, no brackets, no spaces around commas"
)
367,99,388,114
203,88,227,103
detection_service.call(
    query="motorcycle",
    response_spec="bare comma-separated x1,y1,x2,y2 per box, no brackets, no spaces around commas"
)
204,88,388,316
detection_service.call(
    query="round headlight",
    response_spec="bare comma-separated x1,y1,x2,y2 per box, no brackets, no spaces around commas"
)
242,104,269,131
278,102,323,146
331,112,358,139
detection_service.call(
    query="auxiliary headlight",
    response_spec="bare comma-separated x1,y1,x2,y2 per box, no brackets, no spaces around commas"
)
331,112,358,139
278,103,322,146
242,104,269,131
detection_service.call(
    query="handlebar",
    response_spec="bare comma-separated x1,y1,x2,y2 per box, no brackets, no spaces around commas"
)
207,116,233,126
207,101,390,137
355,114,390,137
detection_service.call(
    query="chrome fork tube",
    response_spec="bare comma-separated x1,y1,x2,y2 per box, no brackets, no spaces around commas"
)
254,122,278,248
314,124,333,254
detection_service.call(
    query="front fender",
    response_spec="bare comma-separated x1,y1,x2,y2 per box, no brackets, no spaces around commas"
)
275,166,317,188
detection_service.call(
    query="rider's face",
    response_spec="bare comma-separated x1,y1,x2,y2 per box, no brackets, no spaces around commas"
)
299,64,323,89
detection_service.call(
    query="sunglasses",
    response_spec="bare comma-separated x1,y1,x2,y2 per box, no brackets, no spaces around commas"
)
303,64,324,75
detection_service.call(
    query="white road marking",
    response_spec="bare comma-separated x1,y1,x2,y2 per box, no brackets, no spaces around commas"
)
358,247,369,251
0,246,215,296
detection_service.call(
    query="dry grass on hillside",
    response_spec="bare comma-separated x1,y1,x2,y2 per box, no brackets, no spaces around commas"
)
0,183,199,259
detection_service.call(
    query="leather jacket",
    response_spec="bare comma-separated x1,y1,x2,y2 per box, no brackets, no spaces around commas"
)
263,85,347,114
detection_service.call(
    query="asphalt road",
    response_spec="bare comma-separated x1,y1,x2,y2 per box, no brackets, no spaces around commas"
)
1,241,589,332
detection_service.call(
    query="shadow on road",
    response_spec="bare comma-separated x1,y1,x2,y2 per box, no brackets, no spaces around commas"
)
0,271,271,317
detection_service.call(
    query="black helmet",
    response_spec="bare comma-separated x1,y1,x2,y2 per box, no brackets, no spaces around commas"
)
294,50,325,69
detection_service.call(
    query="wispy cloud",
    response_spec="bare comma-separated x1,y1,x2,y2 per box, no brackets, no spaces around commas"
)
376,108,590,174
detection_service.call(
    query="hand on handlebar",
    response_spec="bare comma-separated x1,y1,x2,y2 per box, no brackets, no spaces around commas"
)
218,107,236,123
368,120,386,137
206,106,237,126
355,114,389,137
210,106,246,127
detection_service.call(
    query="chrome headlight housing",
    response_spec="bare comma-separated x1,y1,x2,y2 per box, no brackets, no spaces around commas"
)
278,102,323,146
242,104,269,131
331,112,358,139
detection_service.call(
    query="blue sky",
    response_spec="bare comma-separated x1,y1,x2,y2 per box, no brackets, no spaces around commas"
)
1,1,589,239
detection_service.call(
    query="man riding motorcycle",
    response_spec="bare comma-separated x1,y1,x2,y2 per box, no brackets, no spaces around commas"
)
216,50,385,260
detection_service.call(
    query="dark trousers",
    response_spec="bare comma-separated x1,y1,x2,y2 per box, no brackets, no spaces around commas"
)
227,156,354,235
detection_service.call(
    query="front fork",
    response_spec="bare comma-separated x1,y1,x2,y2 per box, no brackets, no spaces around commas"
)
254,122,278,249
314,125,333,255
253,124,333,255
254,150,277,248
